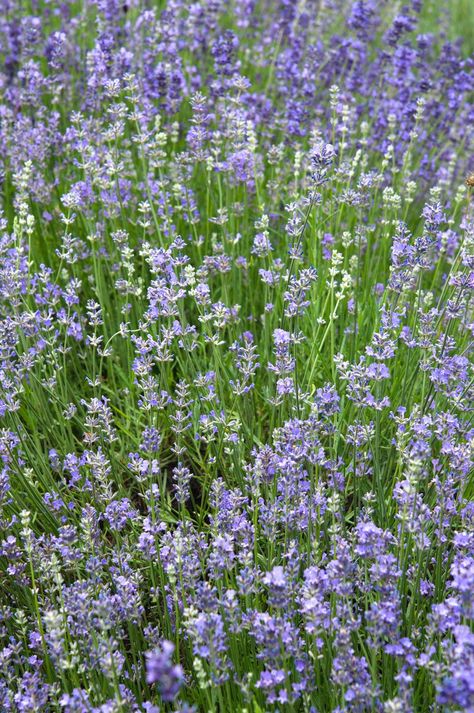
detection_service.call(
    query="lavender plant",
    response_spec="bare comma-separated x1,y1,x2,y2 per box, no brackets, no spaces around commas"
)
0,1,473,711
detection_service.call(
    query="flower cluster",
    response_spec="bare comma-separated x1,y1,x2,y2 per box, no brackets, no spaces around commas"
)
0,1,473,711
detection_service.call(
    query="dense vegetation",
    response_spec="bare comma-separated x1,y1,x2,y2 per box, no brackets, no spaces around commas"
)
0,1,473,711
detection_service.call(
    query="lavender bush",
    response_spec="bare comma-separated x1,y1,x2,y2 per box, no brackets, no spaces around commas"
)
0,1,473,711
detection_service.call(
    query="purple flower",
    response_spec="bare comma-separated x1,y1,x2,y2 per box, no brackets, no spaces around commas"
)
145,641,184,702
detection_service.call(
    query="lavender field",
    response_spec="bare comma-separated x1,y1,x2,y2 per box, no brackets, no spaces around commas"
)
0,1,473,711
